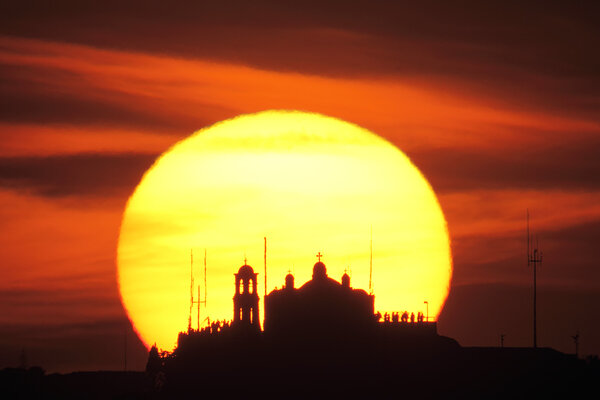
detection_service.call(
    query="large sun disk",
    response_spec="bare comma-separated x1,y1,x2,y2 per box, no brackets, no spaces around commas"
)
117,110,452,350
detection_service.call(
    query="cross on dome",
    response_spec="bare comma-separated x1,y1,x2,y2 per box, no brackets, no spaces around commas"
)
316,252,323,262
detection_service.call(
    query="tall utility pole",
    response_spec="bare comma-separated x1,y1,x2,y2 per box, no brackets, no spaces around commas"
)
369,226,373,294
20,348,27,369
124,325,127,371
572,332,580,358
188,249,194,333
527,210,543,349
195,250,207,330
190,249,207,332
264,237,267,331
196,286,200,331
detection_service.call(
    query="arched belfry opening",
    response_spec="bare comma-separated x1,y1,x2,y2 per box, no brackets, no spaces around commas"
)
233,264,260,330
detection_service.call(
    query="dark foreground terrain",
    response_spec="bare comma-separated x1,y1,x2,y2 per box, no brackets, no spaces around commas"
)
3,343,598,399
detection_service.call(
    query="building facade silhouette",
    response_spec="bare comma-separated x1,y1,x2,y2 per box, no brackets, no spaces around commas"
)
265,261,376,337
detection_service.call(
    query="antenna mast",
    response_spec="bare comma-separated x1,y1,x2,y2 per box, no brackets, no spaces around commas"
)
124,325,127,371
264,237,267,297
188,249,194,332
527,210,543,349
369,226,373,294
204,248,207,306
197,286,200,331
189,249,209,332
195,249,208,330
572,332,580,357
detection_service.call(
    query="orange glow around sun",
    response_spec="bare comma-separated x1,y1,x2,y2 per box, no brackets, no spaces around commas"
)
117,110,452,350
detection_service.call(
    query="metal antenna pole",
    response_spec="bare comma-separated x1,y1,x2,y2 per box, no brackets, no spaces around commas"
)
124,325,127,371
527,211,543,349
527,210,532,347
534,236,537,349
527,209,530,269
190,250,208,331
264,237,268,330
264,237,267,297
193,249,208,330
572,332,580,357
188,249,194,332
20,348,27,369
369,226,373,294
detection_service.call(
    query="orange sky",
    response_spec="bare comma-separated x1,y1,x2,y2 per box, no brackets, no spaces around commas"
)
1,2,599,372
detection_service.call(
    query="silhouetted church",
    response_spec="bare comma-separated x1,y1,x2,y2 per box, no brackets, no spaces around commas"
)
174,254,439,357
214,258,377,338
223,255,436,340
264,259,376,336
149,256,590,399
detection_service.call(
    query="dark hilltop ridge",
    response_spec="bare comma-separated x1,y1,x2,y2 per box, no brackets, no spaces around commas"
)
161,260,456,396
3,259,598,399
147,260,598,399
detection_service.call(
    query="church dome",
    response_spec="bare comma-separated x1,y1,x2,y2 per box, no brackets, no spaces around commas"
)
312,262,327,281
237,264,255,278
285,273,294,289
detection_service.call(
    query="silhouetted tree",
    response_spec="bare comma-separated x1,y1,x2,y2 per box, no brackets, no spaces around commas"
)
146,344,161,375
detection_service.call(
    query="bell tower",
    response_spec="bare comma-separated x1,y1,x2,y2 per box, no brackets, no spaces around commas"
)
233,263,260,330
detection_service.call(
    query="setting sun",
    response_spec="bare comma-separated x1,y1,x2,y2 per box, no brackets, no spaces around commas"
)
117,110,452,350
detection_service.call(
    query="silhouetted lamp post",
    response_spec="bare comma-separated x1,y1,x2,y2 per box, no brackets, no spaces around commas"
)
424,301,429,322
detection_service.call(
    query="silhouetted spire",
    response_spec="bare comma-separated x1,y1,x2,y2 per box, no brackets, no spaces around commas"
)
285,271,294,290
233,264,260,330
342,272,350,288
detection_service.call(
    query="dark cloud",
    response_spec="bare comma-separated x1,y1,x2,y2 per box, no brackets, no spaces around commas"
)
411,139,600,192
1,1,599,119
449,219,600,289
0,285,147,372
0,279,146,371
0,65,214,132
0,153,158,197
0,318,124,338
0,287,119,309
439,283,600,356
542,220,600,272
0,318,148,373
